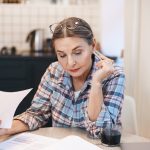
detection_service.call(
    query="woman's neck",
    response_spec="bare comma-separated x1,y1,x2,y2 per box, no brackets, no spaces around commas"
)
72,60,93,91
72,79,84,91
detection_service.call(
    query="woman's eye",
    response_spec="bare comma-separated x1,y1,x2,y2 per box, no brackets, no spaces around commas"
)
59,54,66,58
74,51,81,55
57,53,66,58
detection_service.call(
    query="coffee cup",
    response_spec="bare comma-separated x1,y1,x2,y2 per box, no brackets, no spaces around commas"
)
101,124,121,146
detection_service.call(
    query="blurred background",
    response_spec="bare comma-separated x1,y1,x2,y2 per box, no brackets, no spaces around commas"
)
0,0,150,139
0,0,124,58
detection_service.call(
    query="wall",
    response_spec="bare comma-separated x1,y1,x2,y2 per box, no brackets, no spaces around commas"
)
0,3,100,53
125,0,150,138
137,0,150,138
100,0,124,57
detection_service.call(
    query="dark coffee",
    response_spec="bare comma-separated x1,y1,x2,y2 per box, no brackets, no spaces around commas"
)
101,128,121,146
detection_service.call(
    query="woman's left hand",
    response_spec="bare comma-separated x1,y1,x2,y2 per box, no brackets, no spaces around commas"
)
93,53,114,82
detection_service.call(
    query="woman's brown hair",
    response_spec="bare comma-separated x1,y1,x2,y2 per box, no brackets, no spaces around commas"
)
50,17,94,49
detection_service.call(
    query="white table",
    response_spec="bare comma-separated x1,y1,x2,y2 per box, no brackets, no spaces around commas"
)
31,127,150,150
0,127,150,150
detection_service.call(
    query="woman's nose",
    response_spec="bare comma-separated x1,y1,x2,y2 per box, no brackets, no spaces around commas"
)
67,56,75,67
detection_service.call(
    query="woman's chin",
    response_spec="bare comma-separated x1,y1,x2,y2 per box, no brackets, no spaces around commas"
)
68,71,82,78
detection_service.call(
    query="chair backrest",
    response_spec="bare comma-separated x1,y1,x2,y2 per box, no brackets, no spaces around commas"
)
121,95,138,134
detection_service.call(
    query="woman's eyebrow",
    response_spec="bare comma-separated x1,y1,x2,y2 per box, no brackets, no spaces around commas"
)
56,50,64,53
56,46,82,53
72,46,82,51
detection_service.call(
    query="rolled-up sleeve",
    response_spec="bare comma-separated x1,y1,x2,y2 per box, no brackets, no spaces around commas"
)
14,66,53,130
84,69,125,138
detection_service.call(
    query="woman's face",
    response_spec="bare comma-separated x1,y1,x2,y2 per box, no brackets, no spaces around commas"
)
54,37,94,79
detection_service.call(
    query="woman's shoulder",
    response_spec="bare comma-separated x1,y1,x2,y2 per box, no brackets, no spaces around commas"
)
44,61,64,79
49,61,63,69
49,61,64,73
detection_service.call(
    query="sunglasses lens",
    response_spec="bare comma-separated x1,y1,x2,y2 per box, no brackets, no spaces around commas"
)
50,23,62,34
49,18,91,34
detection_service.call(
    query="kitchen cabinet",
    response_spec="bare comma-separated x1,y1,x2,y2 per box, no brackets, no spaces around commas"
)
0,54,57,127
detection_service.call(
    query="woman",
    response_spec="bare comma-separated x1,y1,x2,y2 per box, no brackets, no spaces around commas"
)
0,17,125,138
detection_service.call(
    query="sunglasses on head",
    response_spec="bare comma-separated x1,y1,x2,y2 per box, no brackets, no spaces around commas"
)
49,18,91,34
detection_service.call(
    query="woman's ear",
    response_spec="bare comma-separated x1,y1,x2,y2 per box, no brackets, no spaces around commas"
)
94,39,102,51
91,38,97,51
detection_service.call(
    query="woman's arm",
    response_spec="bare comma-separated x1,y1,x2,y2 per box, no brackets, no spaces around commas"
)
14,65,54,131
0,65,55,136
85,66,125,138
87,79,103,121
88,54,114,121
0,120,29,136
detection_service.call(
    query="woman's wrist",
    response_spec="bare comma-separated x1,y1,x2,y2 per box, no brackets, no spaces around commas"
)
92,72,104,83
6,120,29,135
88,79,103,121
91,79,102,88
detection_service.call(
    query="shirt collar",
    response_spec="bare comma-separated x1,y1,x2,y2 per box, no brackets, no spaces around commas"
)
57,67,72,88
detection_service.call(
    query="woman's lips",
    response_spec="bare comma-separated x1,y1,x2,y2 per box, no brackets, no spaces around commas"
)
69,68,80,72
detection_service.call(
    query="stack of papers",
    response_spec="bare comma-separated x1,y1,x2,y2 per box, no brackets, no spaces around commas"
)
0,133,58,150
49,134,102,150
0,133,103,150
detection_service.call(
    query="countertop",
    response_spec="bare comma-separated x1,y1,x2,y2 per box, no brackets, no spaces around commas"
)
0,52,57,60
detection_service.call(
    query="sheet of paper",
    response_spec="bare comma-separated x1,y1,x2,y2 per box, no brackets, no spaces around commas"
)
0,132,58,150
0,133,103,150
47,135,103,150
0,89,32,128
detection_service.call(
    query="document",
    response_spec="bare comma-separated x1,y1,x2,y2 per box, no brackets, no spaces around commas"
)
0,89,32,128
0,132,58,150
49,135,103,150
0,133,103,150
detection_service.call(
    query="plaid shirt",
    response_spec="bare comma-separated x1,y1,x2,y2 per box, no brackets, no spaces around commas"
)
15,55,125,137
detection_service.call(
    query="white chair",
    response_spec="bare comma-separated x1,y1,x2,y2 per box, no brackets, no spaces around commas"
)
121,95,138,134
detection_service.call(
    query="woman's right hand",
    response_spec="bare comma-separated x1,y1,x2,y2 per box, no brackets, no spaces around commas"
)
0,119,29,137
0,128,8,136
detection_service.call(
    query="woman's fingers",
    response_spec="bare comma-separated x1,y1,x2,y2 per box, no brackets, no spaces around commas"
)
96,59,114,68
94,58,115,81
94,51,109,60
93,50,114,64
0,129,9,136
98,53,108,60
94,51,115,80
